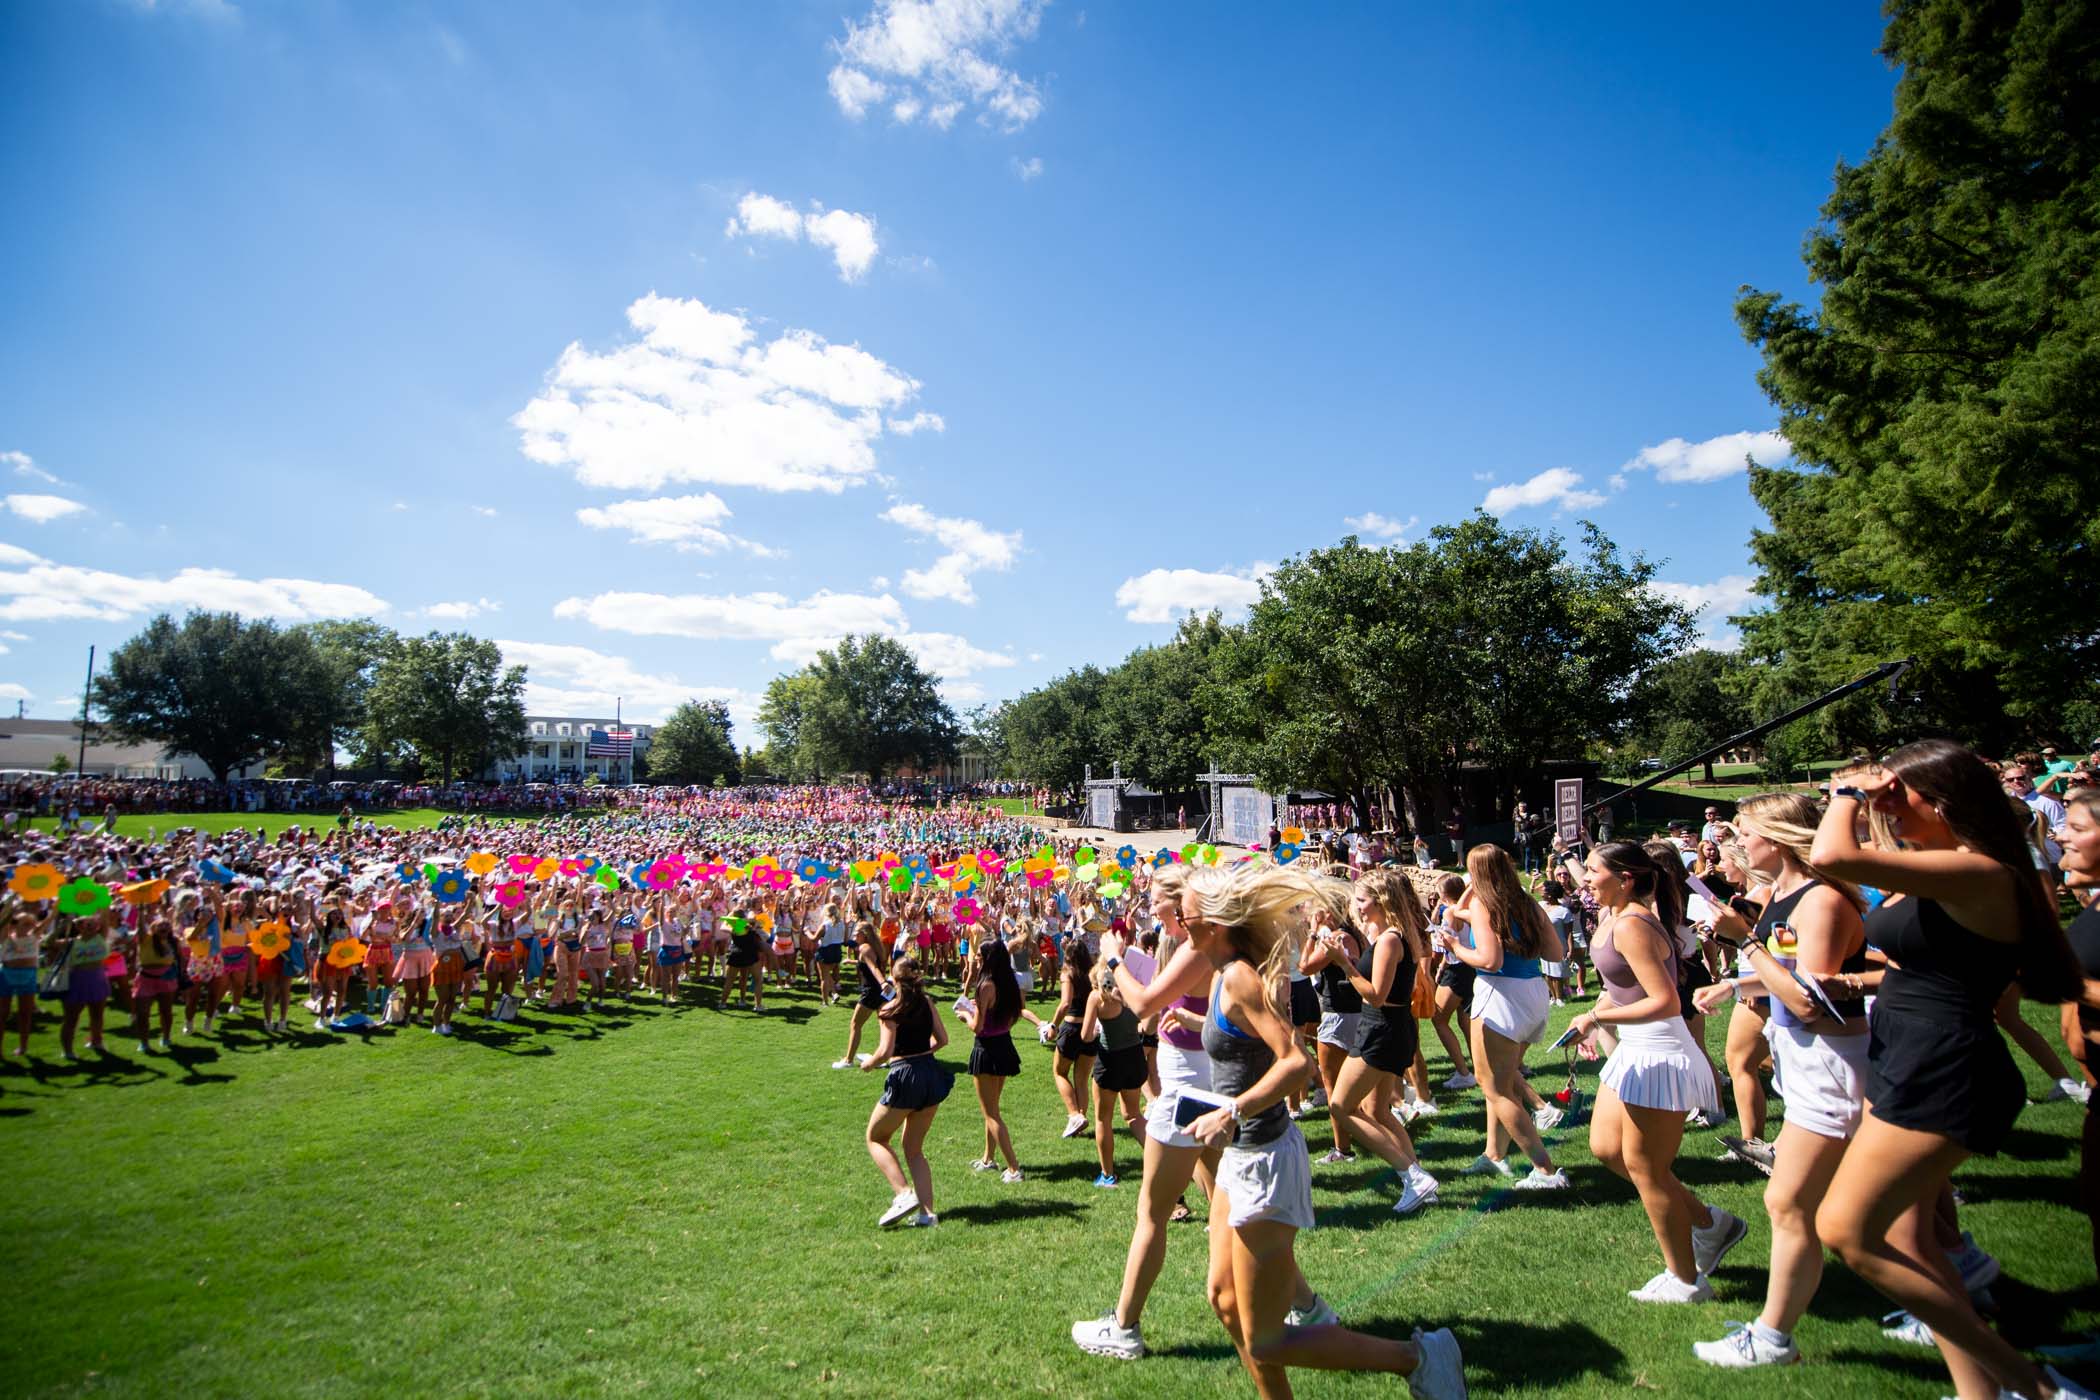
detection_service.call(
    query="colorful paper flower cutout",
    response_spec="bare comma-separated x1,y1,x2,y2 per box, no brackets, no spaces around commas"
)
492,880,527,909
198,859,236,886
1151,849,1176,869
9,863,62,902
507,854,539,875
1274,841,1300,864
396,863,424,884
431,870,470,904
796,858,828,883
888,868,913,893
465,852,499,876
56,878,113,917
250,920,293,958
753,866,791,891
593,866,621,892
953,897,982,926
1282,826,1306,845
119,878,170,906
327,938,367,969
1116,845,1138,870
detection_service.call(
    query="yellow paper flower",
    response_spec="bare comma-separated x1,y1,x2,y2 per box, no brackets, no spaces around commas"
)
250,921,292,959
9,863,62,902
464,852,499,876
119,878,171,906
327,939,368,969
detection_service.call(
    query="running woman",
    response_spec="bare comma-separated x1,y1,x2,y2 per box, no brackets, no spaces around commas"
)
1322,868,1439,1213
860,956,952,1229
959,934,1026,1182
834,921,889,1068
1082,957,1149,1188
1050,937,1100,1139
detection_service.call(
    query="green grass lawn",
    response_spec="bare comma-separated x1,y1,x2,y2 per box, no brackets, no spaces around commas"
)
986,796,1045,817
6,976,2092,1398
23,807,521,841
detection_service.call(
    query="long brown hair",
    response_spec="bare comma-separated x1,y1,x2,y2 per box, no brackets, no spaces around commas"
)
1465,845,1553,958
878,954,931,1025
1880,738,2078,1001
1591,840,1685,935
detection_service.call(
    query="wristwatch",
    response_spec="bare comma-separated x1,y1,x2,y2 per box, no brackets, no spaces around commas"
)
1105,956,1120,971
1833,785,1868,803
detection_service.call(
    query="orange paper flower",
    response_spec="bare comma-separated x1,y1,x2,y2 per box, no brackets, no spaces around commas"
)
9,863,62,902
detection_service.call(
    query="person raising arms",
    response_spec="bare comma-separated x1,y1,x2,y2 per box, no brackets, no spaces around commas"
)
1811,741,2089,1400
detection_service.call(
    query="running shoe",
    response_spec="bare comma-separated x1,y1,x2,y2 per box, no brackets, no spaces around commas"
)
1533,1104,1566,1131
1629,1270,1713,1303
1288,1103,1307,1121
1686,1107,1719,1129
830,1058,853,1069
1394,1167,1439,1215
1693,1322,1799,1367
1408,1326,1467,1400
1880,1310,1934,1346
1093,1173,1119,1189
970,1158,998,1172
1062,1112,1089,1138
1287,1296,1340,1328
907,1210,938,1228
1693,1208,1749,1276
1318,1148,1355,1165
878,1190,919,1227
1460,1154,1514,1178
2046,1077,2094,1105
1071,1311,1146,1360
1001,1168,1025,1184
1511,1167,1570,1191
1444,1071,1477,1090
135,1041,150,1054
1718,1135,1777,1175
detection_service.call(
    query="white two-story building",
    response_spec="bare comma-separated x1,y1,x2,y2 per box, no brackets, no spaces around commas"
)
489,716,654,785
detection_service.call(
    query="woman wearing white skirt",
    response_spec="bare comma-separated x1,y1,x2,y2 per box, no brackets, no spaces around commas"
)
1569,841,1746,1302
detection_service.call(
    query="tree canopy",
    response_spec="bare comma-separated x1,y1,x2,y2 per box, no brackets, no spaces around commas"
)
759,635,957,780
93,612,310,782
646,699,741,786
1735,0,2100,751
362,632,528,784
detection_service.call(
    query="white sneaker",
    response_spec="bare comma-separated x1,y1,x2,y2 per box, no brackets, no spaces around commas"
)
2047,1077,2092,1104
907,1210,938,1228
1881,1310,1934,1346
830,1058,853,1069
970,1158,997,1172
1533,1104,1566,1131
1406,1099,1441,1121
1460,1154,1514,1178
1693,1323,1799,1367
1286,1295,1339,1328
1394,1167,1439,1215
1001,1168,1025,1183
1072,1311,1147,1359
136,1041,151,1054
1318,1148,1355,1164
1629,1270,1713,1303
1408,1326,1467,1400
1288,1104,1307,1121
1062,1112,1089,1138
1444,1071,1476,1090
1693,1207,1749,1276
878,1190,919,1227
1512,1167,1570,1191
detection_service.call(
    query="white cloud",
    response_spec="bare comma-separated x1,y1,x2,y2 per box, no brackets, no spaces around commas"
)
887,411,945,436
574,493,777,555
513,293,927,495
497,638,759,730
724,193,881,282
1622,430,1790,485
0,544,43,567
425,597,500,620
0,683,28,702
1115,565,1271,624
5,494,86,524
1344,511,1418,540
2,452,57,485
554,588,910,646
1479,468,1605,515
471,504,499,518
898,630,1014,675
0,562,387,624
880,502,1020,604
829,0,1047,132
1653,574,1761,650
942,680,987,704
1012,155,1043,180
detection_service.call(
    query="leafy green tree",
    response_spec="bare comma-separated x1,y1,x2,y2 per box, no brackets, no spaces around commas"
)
766,635,958,780
1626,648,1756,782
756,671,826,779
996,665,1109,793
93,611,309,781
1095,613,1229,794
48,752,70,775
1735,0,2100,749
647,700,741,785
279,619,396,776
363,633,528,784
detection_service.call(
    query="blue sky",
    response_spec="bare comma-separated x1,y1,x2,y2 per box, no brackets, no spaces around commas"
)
0,0,1897,743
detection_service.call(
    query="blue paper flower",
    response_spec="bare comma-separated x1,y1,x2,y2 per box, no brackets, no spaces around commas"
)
431,870,470,904
1150,849,1174,870
199,859,236,885
396,862,423,884
797,858,827,883
1116,845,1138,870
1274,842,1300,865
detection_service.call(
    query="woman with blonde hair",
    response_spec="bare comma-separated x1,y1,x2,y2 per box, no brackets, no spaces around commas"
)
1176,861,1464,1400
1316,867,1440,1214
1690,792,1871,1364
1810,739,2086,1400
1443,845,1568,1190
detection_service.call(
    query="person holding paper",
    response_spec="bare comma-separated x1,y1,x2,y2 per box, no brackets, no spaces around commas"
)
1567,841,1743,1304
1690,791,1872,1368
959,935,1027,1184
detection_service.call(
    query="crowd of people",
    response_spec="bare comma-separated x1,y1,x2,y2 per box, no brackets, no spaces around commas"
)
6,745,2100,1400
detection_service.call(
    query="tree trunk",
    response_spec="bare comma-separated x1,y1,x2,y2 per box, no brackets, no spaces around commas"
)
1702,757,1715,783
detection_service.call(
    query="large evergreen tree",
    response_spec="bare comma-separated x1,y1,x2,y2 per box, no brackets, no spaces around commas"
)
1735,0,2100,749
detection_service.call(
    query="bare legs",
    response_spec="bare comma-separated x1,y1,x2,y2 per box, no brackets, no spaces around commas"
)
976,1073,1020,1172
1724,999,1771,1141
1590,1086,1713,1281
1472,1021,1553,1170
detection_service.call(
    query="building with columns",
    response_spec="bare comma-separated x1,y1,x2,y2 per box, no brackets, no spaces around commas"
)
489,716,654,785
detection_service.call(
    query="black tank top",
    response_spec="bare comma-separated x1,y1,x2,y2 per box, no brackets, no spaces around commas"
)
857,949,883,997
1316,948,1363,1016
888,998,934,1056
1757,880,1869,1023
1354,931,1411,1028
1864,895,2018,1028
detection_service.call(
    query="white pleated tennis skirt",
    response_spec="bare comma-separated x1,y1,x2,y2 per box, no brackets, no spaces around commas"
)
1601,1016,1718,1115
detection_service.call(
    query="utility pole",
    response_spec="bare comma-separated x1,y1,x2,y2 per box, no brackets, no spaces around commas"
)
77,645,94,776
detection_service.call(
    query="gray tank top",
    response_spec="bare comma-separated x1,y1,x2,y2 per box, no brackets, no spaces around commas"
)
1200,972,1288,1145
1097,1001,1141,1053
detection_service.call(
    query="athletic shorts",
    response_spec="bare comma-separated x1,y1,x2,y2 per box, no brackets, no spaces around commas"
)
1218,1121,1315,1231
1144,1040,1215,1149
1316,1011,1360,1050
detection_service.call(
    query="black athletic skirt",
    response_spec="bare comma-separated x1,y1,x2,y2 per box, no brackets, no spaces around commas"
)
968,1031,1022,1077
1289,978,1319,1026
1436,962,1475,999
1352,1012,1418,1076
1867,1005,2024,1154
880,1055,955,1111
1056,1021,1101,1060
1092,1043,1148,1092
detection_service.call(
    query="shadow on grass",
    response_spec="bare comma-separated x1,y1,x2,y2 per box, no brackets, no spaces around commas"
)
1944,1172,2079,1208
1413,1316,1625,1391
1819,1346,1951,1384
940,1198,1086,1225
1981,1123,2075,1164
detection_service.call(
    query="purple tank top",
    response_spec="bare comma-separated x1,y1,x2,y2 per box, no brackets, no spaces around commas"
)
1163,989,1207,1051
1593,913,1674,1008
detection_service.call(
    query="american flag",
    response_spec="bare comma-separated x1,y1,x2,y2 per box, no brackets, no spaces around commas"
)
586,726,634,759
